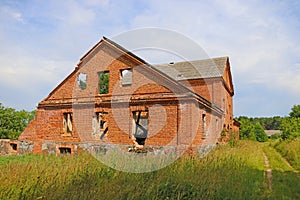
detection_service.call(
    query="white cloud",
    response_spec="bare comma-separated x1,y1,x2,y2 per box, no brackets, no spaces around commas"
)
53,0,96,26
0,5,25,23
84,0,110,7
0,0,299,116
127,0,300,116
0,53,74,90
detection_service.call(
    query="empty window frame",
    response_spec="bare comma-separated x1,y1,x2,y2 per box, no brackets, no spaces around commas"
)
216,119,219,138
121,69,132,85
92,112,108,138
59,147,71,154
63,113,73,134
202,114,206,137
132,111,148,145
98,71,109,94
10,143,17,151
77,73,87,90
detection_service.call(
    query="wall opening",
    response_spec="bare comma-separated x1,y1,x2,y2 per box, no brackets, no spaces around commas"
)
77,73,87,90
216,119,219,138
132,111,148,145
92,112,108,139
59,147,71,154
121,69,132,85
63,113,73,134
98,71,109,94
202,114,206,138
10,143,17,151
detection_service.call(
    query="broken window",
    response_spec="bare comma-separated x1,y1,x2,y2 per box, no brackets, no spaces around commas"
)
202,114,206,137
59,147,71,154
10,143,17,151
98,71,109,94
121,69,132,85
216,119,219,137
92,112,108,139
77,73,87,90
132,111,148,145
63,113,73,134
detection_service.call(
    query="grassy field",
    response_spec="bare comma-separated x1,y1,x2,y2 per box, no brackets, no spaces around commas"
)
0,140,299,200
273,138,300,171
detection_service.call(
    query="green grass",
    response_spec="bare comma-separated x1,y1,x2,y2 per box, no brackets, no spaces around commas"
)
0,140,299,199
273,138,300,171
263,143,300,199
263,145,294,172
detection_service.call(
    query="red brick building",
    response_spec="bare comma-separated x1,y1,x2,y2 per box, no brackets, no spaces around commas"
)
18,37,237,155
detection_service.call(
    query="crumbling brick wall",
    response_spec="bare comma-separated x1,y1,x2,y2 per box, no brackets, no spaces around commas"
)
18,39,227,155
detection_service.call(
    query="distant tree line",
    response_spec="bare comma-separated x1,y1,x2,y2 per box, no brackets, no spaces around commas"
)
236,105,300,141
0,103,36,140
236,116,282,130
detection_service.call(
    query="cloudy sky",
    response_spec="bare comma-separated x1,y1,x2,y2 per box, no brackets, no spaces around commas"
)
0,0,299,117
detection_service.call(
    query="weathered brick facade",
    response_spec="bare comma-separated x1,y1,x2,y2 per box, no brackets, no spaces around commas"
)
18,37,237,155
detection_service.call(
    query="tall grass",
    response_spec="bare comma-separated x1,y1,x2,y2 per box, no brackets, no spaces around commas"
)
0,140,296,199
263,142,300,199
273,138,300,170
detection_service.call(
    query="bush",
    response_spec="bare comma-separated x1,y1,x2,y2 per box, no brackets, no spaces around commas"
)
0,103,35,140
237,117,267,142
270,133,281,140
280,117,300,140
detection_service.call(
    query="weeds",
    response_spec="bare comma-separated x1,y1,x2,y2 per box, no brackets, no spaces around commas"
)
0,141,298,199
273,138,300,170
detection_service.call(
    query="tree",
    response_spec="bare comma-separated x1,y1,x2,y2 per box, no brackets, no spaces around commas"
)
254,122,268,142
0,103,35,140
280,117,300,140
237,117,256,140
79,79,86,90
98,72,109,94
289,105,300,118
248,116,282,130
278,105,300,140
236,116,268,142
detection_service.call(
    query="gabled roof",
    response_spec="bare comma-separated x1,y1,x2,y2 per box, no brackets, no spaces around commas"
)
100,37,223,113
154,57,228,81
41,36,225,115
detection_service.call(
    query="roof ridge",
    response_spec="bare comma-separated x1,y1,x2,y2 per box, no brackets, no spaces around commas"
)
153,56,228,80
154,56,229,66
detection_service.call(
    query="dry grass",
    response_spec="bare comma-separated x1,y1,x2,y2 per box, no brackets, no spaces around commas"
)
0,140,298,199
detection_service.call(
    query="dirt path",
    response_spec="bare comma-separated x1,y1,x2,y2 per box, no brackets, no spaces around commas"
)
262,152,272,191
277,151,300,179
281,156,299,174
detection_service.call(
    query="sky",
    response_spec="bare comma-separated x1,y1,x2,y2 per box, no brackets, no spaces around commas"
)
0,0,299,117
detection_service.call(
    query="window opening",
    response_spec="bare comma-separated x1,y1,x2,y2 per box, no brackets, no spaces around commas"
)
132,111,148,145
202,114,206,137
92,112,108,139
216,119,219,137
10,143,17,151
77,73,87,90
63,113,73,134
98,71,109,94
121,69,132,85
59,147,71,154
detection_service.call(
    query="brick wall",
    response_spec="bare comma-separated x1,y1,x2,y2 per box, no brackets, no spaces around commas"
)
19,40,229,154
180,71,234,135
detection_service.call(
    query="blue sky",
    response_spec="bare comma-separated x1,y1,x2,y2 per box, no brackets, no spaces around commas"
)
0,0,299,117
